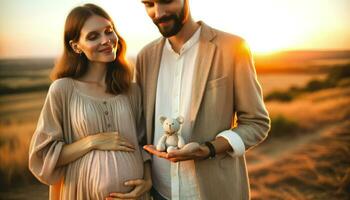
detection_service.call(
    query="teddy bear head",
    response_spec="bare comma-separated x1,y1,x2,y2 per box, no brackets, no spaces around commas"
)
159,116,184,134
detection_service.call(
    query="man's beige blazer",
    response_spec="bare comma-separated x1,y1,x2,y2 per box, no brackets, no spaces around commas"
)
135,22,270,200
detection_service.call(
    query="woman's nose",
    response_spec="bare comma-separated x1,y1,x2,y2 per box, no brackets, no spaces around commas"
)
101,36,111,45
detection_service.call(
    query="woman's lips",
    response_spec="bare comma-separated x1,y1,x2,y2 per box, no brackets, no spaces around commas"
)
99,46,113,54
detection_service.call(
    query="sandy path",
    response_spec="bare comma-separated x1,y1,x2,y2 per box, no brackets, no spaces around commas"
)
246,122,342,168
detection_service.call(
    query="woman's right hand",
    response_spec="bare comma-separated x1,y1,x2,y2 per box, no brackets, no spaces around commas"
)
89,132,135,152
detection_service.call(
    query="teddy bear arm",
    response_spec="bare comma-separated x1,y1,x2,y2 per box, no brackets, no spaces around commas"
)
177,135,185,148
156,134,167,151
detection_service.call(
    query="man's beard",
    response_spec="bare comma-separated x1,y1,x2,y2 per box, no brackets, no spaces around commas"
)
153,6,185,37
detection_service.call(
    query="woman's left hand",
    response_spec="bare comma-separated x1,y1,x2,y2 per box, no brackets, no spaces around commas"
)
106,178,152,200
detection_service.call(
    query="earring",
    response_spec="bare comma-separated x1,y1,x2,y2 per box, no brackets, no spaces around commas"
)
74,49,82,54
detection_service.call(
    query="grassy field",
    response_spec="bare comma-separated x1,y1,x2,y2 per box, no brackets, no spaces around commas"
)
247,86,350,200
0,54,349,199
248,121,350,200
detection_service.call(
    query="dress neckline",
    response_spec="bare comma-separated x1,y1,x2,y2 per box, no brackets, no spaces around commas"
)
70,78,122,101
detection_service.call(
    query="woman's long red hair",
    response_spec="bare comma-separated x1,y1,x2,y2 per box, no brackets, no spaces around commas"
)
50,3,131,94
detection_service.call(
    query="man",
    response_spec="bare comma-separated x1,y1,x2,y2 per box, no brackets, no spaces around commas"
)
136,0,270,199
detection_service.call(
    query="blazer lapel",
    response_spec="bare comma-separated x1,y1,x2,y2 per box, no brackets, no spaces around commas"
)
145,38,165,144
190,22,217,128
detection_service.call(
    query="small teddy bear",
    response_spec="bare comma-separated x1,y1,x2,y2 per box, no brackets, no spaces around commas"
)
156,116,185,152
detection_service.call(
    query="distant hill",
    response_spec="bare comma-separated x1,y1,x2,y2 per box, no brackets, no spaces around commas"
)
0,58,55,71
254,50,350,73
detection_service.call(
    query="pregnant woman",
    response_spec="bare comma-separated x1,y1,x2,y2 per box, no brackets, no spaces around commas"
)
29,4,151,200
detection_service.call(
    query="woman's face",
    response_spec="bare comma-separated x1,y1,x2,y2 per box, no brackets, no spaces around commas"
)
72,15,118,63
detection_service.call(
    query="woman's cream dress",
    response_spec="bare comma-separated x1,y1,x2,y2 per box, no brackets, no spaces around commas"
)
29,78,149,200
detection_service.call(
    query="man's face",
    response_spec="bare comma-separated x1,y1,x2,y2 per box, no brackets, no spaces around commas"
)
141,0,188,37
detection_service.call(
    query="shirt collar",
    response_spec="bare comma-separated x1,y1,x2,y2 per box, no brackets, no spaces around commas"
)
165,26,202,55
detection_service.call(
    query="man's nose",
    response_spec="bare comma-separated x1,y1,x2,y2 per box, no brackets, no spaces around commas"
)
154,3,166,19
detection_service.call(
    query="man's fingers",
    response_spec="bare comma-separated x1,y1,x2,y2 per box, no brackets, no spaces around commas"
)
168,156,193,162
143,145,168,158
143,145,156,152
167,149,190,158
167,150,181,157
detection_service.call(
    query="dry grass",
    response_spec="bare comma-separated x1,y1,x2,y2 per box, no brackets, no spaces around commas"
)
248,121,350,200
247,86,350,199
0,92,45,188
266,87,350,131
258,73,326,94
0,121,37,187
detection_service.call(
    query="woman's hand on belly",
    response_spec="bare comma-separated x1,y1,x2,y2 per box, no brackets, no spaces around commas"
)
107,162,152,200
89,132,135,152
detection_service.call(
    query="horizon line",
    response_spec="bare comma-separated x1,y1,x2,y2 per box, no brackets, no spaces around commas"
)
1,48,350,60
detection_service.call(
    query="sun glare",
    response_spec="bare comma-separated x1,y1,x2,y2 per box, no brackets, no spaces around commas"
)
245,30,297,54
236,2,300,54
192,1,315,55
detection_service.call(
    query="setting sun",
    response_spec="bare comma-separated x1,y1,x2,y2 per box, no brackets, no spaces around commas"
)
227,1,301,54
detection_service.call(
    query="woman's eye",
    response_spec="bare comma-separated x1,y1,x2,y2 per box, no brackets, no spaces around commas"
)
87,34,98,41
106,28,114,34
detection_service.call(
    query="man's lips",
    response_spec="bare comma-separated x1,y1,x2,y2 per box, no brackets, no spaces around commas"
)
158,20,172,26
155,15,174,26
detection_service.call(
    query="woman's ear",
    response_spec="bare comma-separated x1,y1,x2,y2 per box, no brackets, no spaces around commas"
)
69,40,82,54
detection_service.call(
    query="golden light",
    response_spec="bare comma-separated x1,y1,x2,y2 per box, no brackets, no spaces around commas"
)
230,1,302,54
0,0,349,58
190,1,316,54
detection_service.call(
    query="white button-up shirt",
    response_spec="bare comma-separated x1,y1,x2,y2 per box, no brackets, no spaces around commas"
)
152,26,245,200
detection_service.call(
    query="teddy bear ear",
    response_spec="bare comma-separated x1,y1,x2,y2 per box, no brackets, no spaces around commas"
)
176,116,184,124
159,116,167,124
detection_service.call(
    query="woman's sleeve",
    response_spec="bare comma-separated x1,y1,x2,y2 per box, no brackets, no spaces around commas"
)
131,84,151,162
28,81,66,185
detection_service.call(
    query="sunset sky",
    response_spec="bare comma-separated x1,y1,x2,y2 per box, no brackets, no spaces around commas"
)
0,0,350,58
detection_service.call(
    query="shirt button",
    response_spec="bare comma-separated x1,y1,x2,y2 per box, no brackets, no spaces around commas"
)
103,101,107,105
105,111,109,115
107,124,111,127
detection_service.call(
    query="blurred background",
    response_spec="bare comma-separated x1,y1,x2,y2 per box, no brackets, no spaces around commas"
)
0,0,349,199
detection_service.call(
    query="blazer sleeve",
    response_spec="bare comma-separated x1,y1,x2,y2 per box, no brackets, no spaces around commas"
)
231,41,271,151
28,81,66,185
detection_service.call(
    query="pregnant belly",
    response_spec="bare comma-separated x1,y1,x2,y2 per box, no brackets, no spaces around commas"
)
88,150,144,199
